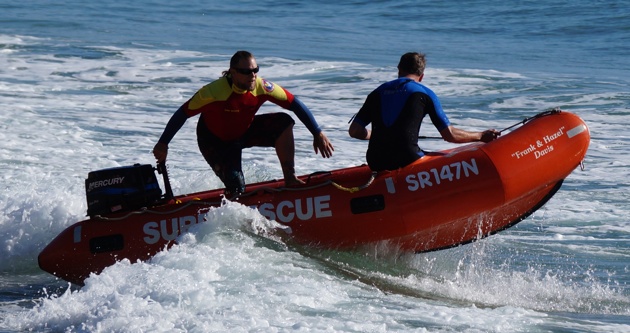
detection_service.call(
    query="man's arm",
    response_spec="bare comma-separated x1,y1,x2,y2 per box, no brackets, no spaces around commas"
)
153,103,189,162
349,120,370,140
439,126,500,143
348,92,377,140
288,97,334,158
288,97,321,135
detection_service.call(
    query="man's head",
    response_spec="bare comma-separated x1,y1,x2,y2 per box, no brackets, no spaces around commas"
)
225,50,259,91
397,52,426,80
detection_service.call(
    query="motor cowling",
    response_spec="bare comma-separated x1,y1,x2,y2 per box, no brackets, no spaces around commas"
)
85,164,162,217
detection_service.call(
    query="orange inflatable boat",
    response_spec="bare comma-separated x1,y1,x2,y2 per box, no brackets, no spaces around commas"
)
38,110,590,285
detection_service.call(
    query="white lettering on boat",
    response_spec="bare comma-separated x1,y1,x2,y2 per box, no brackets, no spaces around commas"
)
543,126,565,144
534,145,554,159
406,159,479,191
87,176,125,192
141,195,333,244
252,195,332,223
511,144,538,159
385,177,396,194
143,214,206,244
511,126,566,160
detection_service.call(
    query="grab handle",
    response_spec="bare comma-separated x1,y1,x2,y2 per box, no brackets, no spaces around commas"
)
156,162,174,201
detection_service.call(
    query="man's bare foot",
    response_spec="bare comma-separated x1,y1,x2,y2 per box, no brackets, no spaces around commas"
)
285,177,305,187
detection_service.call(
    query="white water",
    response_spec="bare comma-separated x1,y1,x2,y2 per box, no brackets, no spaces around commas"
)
1,36,629,332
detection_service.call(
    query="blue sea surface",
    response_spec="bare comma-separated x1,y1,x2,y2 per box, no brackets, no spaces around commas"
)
3,0,628,77
1,1,629,332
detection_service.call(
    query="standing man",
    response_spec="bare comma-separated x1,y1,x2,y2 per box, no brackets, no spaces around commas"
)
349,52,499,171
153,50,334,197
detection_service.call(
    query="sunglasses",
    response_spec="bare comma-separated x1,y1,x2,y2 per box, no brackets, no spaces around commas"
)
233,66,260,75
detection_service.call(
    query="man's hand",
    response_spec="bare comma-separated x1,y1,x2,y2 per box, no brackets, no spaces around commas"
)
153,142,168,163
313,132,334,158
480,129,501,143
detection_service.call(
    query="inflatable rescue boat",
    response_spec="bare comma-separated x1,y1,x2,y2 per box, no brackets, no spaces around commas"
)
39,110,590,285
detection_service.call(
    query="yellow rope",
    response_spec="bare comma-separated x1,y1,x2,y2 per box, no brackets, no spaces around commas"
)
330,172,376,193
330,182,361,193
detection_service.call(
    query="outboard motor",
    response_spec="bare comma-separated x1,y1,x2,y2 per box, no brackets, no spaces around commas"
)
85,164,163,217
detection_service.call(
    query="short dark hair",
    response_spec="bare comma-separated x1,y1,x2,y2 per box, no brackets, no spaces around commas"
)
397,52,426,76
222,50,254,77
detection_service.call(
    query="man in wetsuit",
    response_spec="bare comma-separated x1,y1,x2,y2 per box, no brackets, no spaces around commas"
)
153,50,334,197
348,52,499,172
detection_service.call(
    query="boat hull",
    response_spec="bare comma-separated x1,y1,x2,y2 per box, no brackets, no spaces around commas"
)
38,110,590,285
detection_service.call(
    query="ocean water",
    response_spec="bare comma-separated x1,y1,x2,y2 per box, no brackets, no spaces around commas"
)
1,0,629,332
